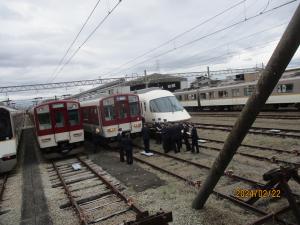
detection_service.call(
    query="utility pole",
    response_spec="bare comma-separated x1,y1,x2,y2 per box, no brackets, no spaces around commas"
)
192,3,300,209
207,66,210,86
144,69,148,88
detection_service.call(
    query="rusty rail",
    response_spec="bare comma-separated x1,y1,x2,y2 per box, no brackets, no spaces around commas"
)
191,112,300,120
198,145,300,167
246,203,300,225
133,155,295,225
134,144,265,188
192,122,300,139
199,137,297,155
52,162,89,225
76,156,143,215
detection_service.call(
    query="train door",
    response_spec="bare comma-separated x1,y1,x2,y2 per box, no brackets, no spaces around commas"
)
51,103,70,142
115,95,130,131
101,97,118,137
128,95,142,133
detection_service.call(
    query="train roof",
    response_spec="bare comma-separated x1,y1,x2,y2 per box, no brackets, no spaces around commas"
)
174,76,300,94
80,93,139,107
137,89,174,99
34,99,80,109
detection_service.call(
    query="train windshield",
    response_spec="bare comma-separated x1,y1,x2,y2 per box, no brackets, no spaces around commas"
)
37,106,52,130
103,97,116,121
150,96,184,113
67,103,80,126
129,95,139,117
0,108,13,141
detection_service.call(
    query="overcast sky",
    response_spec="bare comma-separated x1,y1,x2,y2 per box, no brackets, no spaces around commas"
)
0,0,299,102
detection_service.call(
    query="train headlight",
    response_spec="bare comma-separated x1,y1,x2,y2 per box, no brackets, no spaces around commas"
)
95,128,100,134
133,123,141,128
107,128,116,132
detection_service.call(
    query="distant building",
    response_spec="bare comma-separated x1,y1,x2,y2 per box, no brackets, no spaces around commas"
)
190,76,220,88
125,73,188,92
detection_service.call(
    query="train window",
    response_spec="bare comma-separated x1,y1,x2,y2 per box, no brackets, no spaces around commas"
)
177,95,182,101
244,86,255,96
0,109,13,141
150,96,184,113
129,96,139,117
118,102,128,119
103,98,116,121
52,103,64,109
140,102,143,114
218,91,228,98
68,109,80,126
82,108,89,122
37,112,51,130
200,93,206,99
277,84,293,93
54,111,65,128
92,108,99,125
144,102,146,112
232,89,240,97
209,92,214,99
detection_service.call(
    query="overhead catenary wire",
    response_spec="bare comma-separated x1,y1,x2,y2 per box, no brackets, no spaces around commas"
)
50,0,123,82
155,21,288,71
109,0,297,76
49,0,103,82
102,0,247,76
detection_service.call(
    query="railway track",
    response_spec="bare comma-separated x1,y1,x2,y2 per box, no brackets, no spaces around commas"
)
48,156,172,225
197,142,300,167
192,122,300,139
199,137,299,155
132,146,299,225
191,112,300,120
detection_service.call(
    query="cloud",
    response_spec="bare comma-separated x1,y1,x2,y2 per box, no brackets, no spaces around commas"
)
0,0,299,101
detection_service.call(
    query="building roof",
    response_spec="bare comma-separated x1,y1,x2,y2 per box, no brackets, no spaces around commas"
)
124,73,187,86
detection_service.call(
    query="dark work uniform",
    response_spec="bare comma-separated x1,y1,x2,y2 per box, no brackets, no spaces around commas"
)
154,123,162,144
92,134,100,153
161,126,169,153
191,127,199,153
174,124,183,153
183,126,191,151
142,126,150,153
169,126,177,153
117,132,124,162
122,135,133,164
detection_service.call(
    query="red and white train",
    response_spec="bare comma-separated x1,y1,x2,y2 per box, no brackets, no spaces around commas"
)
31,100,84,155
81,93,142,138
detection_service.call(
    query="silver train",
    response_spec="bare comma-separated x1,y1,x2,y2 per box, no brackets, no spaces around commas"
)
0,106,24,173
174,76,300,111
137,89,191,123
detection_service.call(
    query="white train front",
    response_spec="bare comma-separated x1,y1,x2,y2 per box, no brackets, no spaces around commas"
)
0,106,24,173
137,89,191,123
